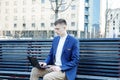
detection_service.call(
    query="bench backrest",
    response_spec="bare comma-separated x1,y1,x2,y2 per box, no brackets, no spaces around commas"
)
0,39,120,78
0,40,51,73
78,39,120,77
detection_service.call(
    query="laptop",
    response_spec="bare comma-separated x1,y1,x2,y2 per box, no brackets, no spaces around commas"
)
28,56,49,69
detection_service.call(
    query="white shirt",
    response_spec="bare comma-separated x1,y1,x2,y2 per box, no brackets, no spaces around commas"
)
55,34,68,66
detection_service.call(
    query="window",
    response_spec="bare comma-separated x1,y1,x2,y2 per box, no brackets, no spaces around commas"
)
23,8,26,13
71,5,76,10
32,15,35,21
14,16,17,21
51,23,54,27
5,23,8,28
85,7,89,11
71,14,75,18
49,30,54,38
85,7,89,15
41,7,45,12
61,5,65,10
50,0,55,2
32,8,35,12
5,9,9,14
41,23,45,27
5,16,8,21
119,27,120,32
85,15,88,23
71,22,75,26
32,0,36,4
22,31,29,37
5,1,9,6
116,14,119,19
23,0,26,5
14,23,17,27
110,14,112,19
119,21,120,27
118,35,120,37
29,31,34,37
85,15,88,19
14,1,17,6
84,23,88,31
62,0,65,2
6,31,11,36
23,23,26,27
32,23,35,27
85,0,89,3
41,0,45,3
50,14,54,19
113,21,115,26
85,0,89,7
84,24,88,33
22,16,25,21
14,8,17,13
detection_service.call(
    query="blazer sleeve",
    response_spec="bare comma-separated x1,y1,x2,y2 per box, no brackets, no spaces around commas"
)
44,40,55,65
45,46,54,65
60,39,80,71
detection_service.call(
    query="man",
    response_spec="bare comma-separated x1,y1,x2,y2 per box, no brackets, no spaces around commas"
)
30,19,80,80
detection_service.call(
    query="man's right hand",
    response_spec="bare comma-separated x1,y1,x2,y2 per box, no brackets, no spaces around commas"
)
39,62,47,67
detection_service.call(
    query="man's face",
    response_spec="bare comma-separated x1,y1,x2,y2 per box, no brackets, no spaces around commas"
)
54,24,66,36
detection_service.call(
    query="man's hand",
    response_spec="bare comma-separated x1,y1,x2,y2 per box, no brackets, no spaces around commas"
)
50,66,61,72
39,62,47,67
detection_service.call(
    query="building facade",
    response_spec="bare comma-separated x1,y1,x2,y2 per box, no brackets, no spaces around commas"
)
0,0,93,39
106,8,120,38
100,0,120,38
91,24,100,38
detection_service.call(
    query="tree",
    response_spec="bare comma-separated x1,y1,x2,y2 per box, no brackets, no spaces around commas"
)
49,0,75,20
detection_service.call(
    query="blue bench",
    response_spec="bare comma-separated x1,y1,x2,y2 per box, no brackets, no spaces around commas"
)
0,39,120,80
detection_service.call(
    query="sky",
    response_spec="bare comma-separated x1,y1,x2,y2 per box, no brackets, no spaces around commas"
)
92,0,120,24
92,0,100,24
108,0,120,9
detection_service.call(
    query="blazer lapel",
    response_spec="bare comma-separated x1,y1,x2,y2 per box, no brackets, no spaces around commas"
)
54,36,60,54
62,35,69,52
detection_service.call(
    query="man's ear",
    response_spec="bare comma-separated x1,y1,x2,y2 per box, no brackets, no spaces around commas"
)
64,26,67,30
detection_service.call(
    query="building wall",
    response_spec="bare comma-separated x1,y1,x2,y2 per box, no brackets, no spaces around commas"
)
106,8,120,38
91,24,100,38
0,0,92,39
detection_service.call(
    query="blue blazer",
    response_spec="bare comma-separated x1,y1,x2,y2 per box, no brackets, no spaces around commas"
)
45,35,80,80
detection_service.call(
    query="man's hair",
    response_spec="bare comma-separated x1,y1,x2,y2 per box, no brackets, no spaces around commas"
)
54,19,67,26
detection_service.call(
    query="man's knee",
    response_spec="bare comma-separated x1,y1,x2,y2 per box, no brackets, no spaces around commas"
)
43,73,54,80
43,72,65,80
31,67,39,76
43,74,50,80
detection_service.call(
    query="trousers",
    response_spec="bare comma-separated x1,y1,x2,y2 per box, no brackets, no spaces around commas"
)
30,67,66,80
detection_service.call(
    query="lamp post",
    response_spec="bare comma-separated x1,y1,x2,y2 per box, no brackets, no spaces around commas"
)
104,0,108,38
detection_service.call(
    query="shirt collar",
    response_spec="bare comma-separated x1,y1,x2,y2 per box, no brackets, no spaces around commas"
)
60,32,68,39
